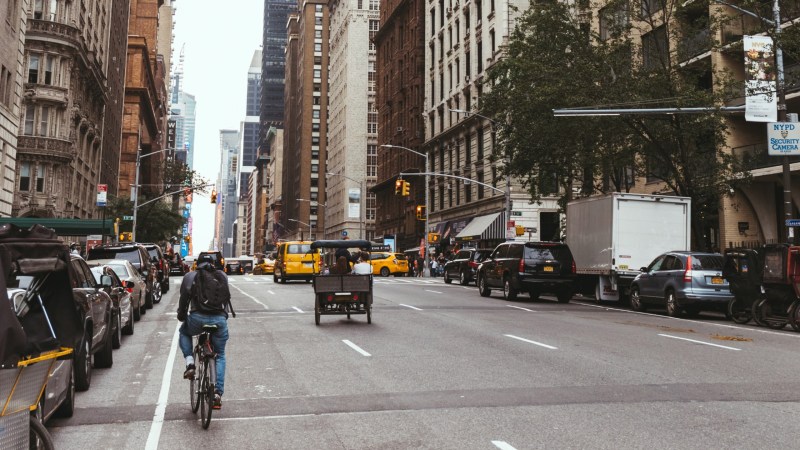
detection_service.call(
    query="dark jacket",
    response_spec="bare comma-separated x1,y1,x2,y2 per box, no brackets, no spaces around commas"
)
178,263,232,319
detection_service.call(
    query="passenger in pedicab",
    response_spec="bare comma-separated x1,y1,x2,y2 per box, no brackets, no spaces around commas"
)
330,256,351,275
352,252,371,275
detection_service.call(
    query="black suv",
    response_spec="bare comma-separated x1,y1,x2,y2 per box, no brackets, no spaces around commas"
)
443,248,493,285
140,243,169,294
87,243,158,307
477,241,576,302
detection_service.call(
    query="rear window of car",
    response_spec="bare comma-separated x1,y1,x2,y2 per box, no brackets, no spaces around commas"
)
108,264,130,278
394,254,407,260
524,246,572,262
691,255,723,270
147,248,160,259
88,249,140,264
369,253,389,261
473,251,491,262
287,244,311,254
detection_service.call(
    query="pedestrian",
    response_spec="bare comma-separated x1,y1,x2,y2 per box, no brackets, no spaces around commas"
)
177,254,235,410
416,257,424,277
430,258,439,277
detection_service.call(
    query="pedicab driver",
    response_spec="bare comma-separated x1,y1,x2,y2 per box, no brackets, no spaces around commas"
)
177,254,235,410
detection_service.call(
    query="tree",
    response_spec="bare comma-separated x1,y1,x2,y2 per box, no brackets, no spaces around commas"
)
480,0,750,250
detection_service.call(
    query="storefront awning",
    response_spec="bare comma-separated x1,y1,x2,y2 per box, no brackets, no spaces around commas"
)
454,212,504,242
0,218,114,236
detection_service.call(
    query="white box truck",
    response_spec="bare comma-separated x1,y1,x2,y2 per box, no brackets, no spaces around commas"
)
566,193,691,301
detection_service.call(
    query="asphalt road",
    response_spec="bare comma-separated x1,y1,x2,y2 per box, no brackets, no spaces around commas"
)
47,274,800,449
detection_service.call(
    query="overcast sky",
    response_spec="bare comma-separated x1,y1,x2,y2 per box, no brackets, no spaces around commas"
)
172,0,263,255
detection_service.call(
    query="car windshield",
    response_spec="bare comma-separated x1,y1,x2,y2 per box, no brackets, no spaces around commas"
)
525,246,571,261
89,249,139,264
287,244,311,254
691,255,723,270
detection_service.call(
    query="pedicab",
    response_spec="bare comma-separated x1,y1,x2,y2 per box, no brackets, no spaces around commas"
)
0,224,84,449
310,240,373,325
723,247,765,325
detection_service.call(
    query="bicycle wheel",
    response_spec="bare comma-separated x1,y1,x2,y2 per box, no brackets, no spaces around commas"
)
200,359,214,429
190,347,200,413
789,300,800,332
755,298,788,329
29,415,54,450
727,297,752,324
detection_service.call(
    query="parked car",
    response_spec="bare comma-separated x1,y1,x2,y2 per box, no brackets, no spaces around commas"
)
443,248,492,285
630,251,734,316
89,264,135,348
369,252,409,277
477,241,576,302
225,259,245,275
86,243,157,308
141,243,170,294
88,259,146,321
169,253,186,276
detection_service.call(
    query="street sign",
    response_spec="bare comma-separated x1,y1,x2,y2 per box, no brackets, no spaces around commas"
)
96,184,107,207
768,122,800,155
122,215,133,221
341,230,348,237
786,219,800,227
511,211,522,217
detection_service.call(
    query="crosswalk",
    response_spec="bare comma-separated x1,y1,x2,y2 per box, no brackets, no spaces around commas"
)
223,275,458,286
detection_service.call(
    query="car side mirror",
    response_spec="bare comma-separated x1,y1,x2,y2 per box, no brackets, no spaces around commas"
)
125,280,135,288
640,267,648,273
100,274,113,287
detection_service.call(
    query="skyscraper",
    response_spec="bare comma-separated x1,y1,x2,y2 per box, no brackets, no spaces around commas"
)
239,49,261,196
218,130,240,257
260,0,295,155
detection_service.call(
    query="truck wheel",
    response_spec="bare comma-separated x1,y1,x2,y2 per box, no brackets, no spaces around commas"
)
478,275,491,297
503,277,518,300
630,287,646,312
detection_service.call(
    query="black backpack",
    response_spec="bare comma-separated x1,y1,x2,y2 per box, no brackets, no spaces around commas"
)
191,268,236,317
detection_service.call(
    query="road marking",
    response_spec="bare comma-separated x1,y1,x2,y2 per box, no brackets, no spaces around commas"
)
292,306,303,313
230,283,269,310
506,305,535,312
399,304,423,310
144,323,180,450
658,333,741,351
492,441,518,450
573,300,800,339
342,339,371,356
504,334,558,350
268,290,276,295
424,289,443,294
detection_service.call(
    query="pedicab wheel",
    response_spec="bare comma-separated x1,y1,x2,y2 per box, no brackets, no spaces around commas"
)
315,296,321,326
755,298,787,329
29,415,54,450
728,297,752,325
789,300,800,332
367,305,372,324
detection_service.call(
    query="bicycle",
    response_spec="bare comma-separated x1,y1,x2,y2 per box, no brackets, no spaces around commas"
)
189,324,218,429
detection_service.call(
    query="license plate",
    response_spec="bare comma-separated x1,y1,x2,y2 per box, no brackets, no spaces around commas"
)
543,266,554,272
711,277,723,285
303,262,314,267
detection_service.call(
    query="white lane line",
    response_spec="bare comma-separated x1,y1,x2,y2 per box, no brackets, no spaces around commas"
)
424,289,443,294
492,441,518,450
507,305,535,312
144,323,180,450
504,334,558,350
658,333,741,351
230,283,269,310
342,339,371,357
268,290,276,295
399,304,423,311
292,306,303,313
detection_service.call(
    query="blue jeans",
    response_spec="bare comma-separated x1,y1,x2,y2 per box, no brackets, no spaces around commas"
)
179,313,228,395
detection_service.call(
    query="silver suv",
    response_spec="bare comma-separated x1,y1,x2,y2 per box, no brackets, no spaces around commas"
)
630,251,734,316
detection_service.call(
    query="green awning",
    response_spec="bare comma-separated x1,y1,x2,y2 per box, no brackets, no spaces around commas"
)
0,218,114,236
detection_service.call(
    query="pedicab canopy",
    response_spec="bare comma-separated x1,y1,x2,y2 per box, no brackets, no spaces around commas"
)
309,240,372,250
0,224,84,366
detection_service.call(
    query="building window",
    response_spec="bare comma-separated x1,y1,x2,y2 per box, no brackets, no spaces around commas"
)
465,133,471,165
311,164,319,173
312,136,320,145
369,0,378,10
33,0,43,19
314,83,321,92
36,165,45,192
367,144,377,177
312,123,320,131
39,105,49,135
477,128,484,161
28,55,39,83
313,69,321,78
24,104,34,135
311,191,319,201
44,55,53,85
314,43,322,52
490,30,495,54
477,171,484,199
641,0,663,16
315,4,323,11
19,161,30,191
642,26,667,71
313,110,320,119
315,16,322,25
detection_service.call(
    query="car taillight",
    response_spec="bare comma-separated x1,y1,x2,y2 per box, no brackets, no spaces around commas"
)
684,255,693,282
469,261,478,269
518,258,525,272
353,294,359,301
126,287,133,293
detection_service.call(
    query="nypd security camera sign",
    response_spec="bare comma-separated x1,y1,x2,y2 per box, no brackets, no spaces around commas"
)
768,122,800,155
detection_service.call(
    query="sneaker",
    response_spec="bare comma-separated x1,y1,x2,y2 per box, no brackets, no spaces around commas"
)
183,364,195,379
213,393,222,410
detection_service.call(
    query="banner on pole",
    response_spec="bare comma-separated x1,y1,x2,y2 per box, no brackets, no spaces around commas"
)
744,35,778,122
96,184,107,206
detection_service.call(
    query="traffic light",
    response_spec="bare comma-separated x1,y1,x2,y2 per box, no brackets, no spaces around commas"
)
428,232,440,243
184,235,191,243
402,180,410,197
210,189,217,203
415,205,426,220
395,179,403,195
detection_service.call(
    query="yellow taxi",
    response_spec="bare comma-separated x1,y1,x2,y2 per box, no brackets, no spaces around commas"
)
253,256,275,275
274,241,320,283
369,252,409,277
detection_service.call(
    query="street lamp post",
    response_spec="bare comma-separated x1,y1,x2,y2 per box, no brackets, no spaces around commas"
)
380,144,430,276
450,109,512,239
296,198,327,240
132,146,175,242
324,172,364,240
288,218,311,241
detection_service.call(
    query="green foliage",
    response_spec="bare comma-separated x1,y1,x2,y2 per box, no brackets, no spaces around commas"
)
480,1,752,250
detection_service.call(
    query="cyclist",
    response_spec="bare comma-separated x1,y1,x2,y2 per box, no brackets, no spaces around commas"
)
177,254,235,410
